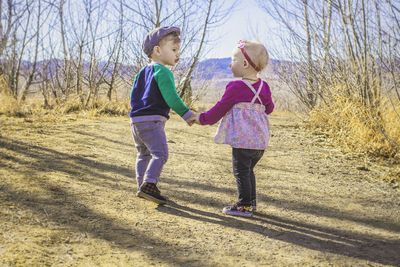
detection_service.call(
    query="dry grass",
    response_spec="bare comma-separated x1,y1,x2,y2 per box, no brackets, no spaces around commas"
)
0,93,130,119
0,75,130,118
52,97,130,116
308,93,400,162
2,76,399,164
0,93,42,117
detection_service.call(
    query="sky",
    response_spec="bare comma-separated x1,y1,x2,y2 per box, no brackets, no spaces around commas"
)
204,0,282,59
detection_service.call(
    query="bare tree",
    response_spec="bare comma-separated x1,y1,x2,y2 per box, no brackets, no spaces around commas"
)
178,0,213,102
1,0,234,110
104,0,124,101
18,0,49,103
177,0,236,103
0,0,23,58
120,0,234,104
302,0,317,108
258,0,400,156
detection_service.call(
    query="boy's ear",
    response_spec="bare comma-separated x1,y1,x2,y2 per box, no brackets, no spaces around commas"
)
153,46,161,55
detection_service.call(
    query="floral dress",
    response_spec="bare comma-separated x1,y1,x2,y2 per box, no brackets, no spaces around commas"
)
214,80,270,150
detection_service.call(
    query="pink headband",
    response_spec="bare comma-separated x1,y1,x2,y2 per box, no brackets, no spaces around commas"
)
238,40,260,72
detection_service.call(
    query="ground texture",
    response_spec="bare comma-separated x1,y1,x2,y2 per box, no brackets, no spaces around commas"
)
0,113,399,266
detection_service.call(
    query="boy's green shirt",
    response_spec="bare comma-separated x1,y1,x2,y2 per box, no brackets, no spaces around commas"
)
152,63,189,117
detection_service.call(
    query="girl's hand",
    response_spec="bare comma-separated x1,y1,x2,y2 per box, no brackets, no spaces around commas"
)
194,114,201,124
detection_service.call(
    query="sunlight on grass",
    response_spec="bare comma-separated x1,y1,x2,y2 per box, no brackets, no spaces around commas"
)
308,94,400,161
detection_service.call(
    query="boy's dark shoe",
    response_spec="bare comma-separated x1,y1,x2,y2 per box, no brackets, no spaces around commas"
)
222,202,253,217
137,182,167,205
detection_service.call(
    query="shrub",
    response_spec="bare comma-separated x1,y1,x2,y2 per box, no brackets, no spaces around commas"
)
90,100,130,116
308,93,400,161
0,92,130,118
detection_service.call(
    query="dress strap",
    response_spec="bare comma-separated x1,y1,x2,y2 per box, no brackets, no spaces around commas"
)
242,80,263,104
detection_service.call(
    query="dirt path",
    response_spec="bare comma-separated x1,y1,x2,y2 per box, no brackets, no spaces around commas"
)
0,113,399,266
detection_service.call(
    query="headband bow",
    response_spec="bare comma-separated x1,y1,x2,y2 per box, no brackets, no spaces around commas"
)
238,40,260,72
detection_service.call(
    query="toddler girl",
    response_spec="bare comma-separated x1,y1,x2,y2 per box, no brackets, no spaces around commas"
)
196,40,274,217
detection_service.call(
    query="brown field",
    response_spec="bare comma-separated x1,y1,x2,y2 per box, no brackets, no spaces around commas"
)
0,112,399,266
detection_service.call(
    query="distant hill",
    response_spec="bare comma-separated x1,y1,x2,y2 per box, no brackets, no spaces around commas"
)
15,56,295,107
194,57,284,80
194,58,232,79
17,57,286,87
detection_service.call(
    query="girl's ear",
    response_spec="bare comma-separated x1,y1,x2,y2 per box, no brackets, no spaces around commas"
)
243,59,249,68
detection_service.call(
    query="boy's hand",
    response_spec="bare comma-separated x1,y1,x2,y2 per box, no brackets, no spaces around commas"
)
186,113,197,126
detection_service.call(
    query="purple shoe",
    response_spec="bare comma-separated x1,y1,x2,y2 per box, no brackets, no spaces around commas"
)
222,203,253,217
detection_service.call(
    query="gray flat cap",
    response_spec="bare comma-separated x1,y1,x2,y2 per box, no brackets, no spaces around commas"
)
143,26,181,57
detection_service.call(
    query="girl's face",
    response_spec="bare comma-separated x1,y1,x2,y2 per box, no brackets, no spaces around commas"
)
230,48,245,77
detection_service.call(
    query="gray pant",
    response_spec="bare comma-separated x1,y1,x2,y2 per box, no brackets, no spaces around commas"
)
130,121,168,188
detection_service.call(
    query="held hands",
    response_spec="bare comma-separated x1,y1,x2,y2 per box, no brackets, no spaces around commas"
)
186,113,201,126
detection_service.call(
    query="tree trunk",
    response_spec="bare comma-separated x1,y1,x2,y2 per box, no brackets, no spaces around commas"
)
178,0,213,104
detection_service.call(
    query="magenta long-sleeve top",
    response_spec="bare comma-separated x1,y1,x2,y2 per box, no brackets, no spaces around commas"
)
199,79,274,125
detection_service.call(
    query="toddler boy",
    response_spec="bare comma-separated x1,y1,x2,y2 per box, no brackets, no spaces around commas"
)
129,26,195,204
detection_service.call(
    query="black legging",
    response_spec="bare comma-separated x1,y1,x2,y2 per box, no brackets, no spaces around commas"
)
232,148,264,205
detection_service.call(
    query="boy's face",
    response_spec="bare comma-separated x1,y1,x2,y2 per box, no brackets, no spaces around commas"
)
153,38,180,66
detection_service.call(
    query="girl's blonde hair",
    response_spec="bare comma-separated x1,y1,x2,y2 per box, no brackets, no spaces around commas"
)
241,40,269,72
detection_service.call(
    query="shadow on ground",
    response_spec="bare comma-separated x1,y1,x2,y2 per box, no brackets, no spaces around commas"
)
158,201,400,266
1,134,399,266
